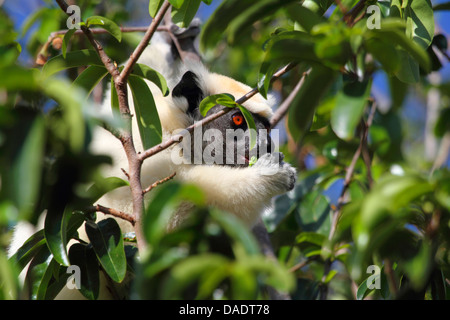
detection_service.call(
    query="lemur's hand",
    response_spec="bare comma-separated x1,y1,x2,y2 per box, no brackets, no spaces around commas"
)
253,152,296,192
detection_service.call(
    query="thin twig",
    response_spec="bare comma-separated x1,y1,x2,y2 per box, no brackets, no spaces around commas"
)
51,26,169,37
119,1,171,82
335,0,348,15
289,256,318,273
270,70,310,129
343,0,370,26
320,101,377,300
87,204,135,225
328,101,376,240
121,168,130,180
37,26,170,65
142,172,176,194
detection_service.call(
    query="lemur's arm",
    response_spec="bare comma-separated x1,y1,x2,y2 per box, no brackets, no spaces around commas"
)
176,153,296,224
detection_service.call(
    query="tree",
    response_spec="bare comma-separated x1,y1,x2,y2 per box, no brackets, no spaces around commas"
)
0,0,449,300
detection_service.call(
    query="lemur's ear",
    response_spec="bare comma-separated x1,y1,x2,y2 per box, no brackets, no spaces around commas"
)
172,71,203,115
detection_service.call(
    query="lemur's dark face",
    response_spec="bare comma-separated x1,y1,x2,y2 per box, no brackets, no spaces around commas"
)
172,71,274,167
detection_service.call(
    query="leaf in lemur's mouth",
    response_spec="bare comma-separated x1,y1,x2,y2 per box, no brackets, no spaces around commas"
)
248,156,258,167
199,93,257,150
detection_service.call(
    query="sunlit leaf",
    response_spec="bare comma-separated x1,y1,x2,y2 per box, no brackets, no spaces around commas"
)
86,15,122,42
72,65,108,97
171,0,201,28
331,78,372,141
131,63,169,96
149,0,165,18
44,206,73,266
128,75,162,150
25,245,52,300
42,49,103,77
85,218,127,283
62,28,76,58
86,176,130,202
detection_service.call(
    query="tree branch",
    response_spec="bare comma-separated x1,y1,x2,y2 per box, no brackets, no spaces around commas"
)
270,70,309,129
54,0,174,253
86,204,135,225
343,0,370,26
37,26,171,65
142,172,176,194
320,100,377,300
119,1,171,82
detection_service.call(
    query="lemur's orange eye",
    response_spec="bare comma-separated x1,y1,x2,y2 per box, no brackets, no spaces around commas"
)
232,114,244,126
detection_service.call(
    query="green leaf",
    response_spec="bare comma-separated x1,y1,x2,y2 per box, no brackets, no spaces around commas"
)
0,251,20,300
262,31,318,65
370,20,430,74
434,107,450,138
236,104,257,150
258,31,317,98
395,49,420,84
68,243,100,300
144,183,182,246
365,37,400,75
358,175,434,239
25,245,52,300
131,63,169,96
86,176,130,202
171,0,201,28
331,78,372,141
128,75,162,150
0,65,40,91
356,276,370,300
388,75,408,109
210,209,260,255
402,240,433,290
288,65,337,140
404,0,434,49
35,258,61,300
20,7,48,36
44,206,73,266
43,78,85,153
199,93,236,116
85,218,127,283
9,229,46,272
143,183,206,247
200,0,256,51
149,0,165,18
86,15,122,42
161,254,229,299
168,0,185,9
62,28,76,58
285,2,323,33
296,190,332,236
202,0,213,4
6,115,45,221
72,65,108,97
42,49,104,77
296,232,326,246
226,0,298,45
